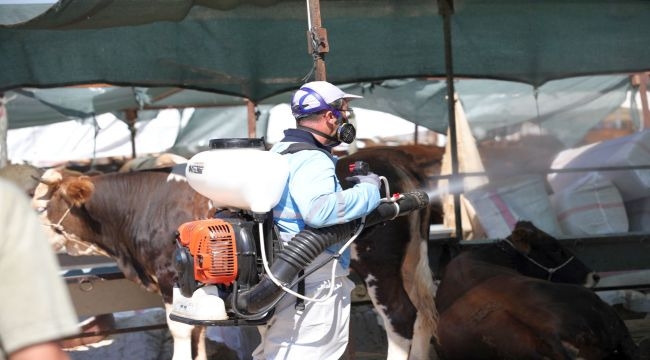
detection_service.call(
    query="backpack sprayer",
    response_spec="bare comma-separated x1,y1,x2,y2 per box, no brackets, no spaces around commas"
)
169,138,429,326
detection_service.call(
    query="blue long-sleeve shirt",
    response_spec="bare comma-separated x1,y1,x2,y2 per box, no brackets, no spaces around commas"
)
269,129,380,269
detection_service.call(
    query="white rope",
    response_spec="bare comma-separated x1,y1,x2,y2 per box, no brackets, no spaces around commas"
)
305,0,312,29
43,204,109,257
502,238,575,280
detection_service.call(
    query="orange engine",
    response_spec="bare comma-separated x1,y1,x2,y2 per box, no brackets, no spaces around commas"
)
177,219,239,285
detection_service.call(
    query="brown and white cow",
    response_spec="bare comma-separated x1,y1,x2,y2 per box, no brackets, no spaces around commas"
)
33,165,214,360
33,145,445,360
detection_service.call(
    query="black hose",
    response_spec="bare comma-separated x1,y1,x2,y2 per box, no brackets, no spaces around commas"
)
231,190,429,315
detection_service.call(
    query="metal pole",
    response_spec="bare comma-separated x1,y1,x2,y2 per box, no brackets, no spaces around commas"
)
439,0,463,241
125,109,138,158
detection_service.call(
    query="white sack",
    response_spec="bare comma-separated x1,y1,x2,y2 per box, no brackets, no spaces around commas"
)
548,130,650,202
465,175,561,239
550,173,628,236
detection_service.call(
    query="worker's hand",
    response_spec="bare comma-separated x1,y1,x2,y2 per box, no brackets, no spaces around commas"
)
346,172,380,188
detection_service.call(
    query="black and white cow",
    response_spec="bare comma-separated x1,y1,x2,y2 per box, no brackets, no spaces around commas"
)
338,145,444,359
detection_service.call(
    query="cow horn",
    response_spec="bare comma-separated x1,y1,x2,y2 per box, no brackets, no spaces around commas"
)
38,170,63,186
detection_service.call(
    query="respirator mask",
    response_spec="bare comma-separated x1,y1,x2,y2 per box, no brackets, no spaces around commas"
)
332,111,356,145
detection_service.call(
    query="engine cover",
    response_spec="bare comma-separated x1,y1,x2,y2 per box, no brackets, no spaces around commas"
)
176,219,239,289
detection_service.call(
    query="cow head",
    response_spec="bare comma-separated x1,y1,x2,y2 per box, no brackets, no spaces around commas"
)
32,168,109,257
506,220,599,287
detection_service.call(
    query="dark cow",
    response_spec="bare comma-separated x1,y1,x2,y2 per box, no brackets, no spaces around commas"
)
33,144,446,360
435,220,638,360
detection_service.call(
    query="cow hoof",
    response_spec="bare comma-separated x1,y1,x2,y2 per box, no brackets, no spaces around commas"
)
60,314,116,349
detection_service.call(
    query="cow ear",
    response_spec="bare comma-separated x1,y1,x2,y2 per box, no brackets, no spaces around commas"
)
60,176,95,207
508,227,532,254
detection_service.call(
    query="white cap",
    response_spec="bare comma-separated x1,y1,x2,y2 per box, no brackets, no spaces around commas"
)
291,81,362,118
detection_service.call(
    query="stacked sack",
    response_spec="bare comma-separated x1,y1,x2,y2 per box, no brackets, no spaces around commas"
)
465,175,562,239
464,130,650,239
548,130,650,234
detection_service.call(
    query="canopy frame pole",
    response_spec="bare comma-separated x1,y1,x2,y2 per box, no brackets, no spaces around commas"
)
439,0,463,242
246,99,257,139
125,109,137,158
639,72,650,129
630,72,650,130
306,0,328,81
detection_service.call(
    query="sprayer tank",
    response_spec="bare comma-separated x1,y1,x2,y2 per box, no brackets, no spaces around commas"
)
185,138,289,213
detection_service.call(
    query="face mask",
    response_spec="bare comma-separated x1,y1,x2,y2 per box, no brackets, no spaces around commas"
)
335,120,356,144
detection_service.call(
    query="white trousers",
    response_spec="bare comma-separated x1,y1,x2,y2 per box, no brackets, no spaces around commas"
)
252,259,355,360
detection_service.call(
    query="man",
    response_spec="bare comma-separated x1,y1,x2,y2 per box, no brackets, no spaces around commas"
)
253,81,381,359
0,178,79,360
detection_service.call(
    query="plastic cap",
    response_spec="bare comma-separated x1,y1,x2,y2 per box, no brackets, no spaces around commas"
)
291,81,362,118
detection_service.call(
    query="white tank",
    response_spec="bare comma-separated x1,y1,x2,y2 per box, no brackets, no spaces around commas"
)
186,144,289,214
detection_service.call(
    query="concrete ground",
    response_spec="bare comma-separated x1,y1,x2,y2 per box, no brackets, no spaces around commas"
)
64,304,391,360
63,305,650,360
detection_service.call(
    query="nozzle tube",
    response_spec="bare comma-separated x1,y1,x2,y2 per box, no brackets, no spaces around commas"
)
232,191,429,315
366,190,429,227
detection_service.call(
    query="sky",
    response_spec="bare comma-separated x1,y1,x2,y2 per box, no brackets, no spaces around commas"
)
0,0,57,25
0,1,56,4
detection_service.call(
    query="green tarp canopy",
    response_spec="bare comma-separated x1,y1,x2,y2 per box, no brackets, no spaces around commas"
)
2,0,650,102
3,75,634,148
4,86,251,129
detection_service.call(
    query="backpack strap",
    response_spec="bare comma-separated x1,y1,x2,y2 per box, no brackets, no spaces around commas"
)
279,142,331,311
279,142,333,160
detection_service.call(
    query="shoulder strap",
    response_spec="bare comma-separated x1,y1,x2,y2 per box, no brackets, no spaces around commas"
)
279,142,333,160
279,142,332,309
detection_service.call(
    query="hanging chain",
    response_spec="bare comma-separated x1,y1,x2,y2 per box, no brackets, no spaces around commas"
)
301,28,322,82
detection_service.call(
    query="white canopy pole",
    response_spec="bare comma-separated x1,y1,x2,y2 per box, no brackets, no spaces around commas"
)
0,93,9,167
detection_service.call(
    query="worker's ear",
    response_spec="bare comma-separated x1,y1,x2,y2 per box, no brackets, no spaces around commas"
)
325,110,338,125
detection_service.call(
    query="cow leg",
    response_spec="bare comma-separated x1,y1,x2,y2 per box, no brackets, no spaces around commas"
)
399,216,438,360
192,325,208,360
364,280,412,360
351,226,416,360
164,304,195,360
409,313,434,360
